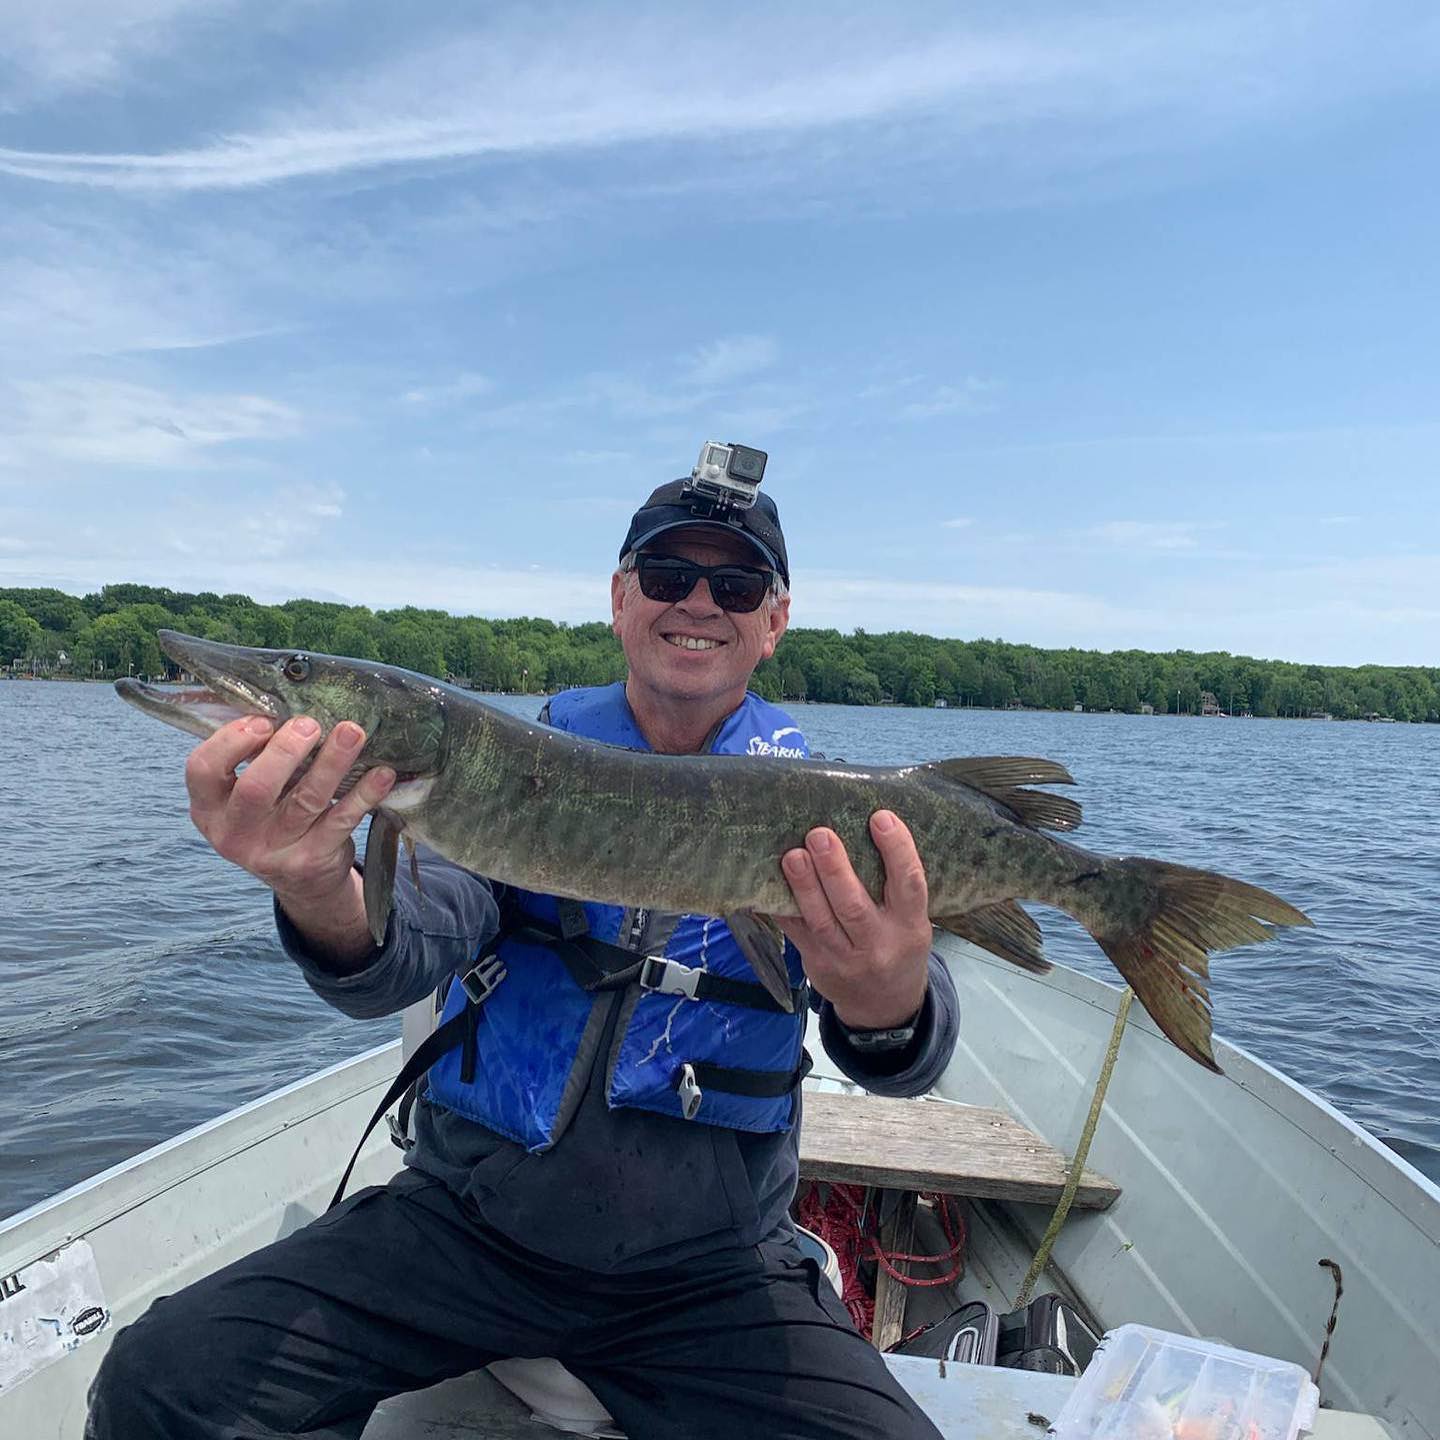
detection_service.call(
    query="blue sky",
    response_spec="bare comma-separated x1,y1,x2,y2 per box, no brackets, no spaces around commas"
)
1,2,1437,665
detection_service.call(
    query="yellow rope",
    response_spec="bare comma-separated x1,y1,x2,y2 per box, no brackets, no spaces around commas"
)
1013,986,1133,1311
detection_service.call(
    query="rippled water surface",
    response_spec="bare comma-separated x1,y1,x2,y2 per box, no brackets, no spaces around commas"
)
3,680,1437,1218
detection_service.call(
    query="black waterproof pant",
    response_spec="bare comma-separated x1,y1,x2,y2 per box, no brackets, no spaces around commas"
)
86,1170,941,1440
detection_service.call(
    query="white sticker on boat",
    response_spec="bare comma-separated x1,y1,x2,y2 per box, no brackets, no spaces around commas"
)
0,1239,110,1393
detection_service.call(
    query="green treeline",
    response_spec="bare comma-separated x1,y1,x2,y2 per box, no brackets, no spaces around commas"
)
2,583,1435,722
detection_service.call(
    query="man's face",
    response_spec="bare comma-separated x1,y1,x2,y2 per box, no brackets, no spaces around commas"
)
611,528,789,709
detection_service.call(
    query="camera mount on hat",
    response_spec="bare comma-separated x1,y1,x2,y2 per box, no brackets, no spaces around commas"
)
684,441,768,513
620,442,789,587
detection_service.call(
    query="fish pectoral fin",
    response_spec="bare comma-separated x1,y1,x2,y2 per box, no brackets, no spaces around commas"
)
926,756,1082,832
935,901,1051,975
725,912,795,1013
406,836,423,895
362,810,403,947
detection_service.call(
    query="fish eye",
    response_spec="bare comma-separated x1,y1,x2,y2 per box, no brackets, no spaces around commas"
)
283,655,312,682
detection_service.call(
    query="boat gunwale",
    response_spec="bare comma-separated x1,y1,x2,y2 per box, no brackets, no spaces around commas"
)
946,941,1440,1234
0,1042,401,1268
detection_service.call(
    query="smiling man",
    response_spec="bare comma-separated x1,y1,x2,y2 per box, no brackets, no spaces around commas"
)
613,478,788,703
87,446,959,1440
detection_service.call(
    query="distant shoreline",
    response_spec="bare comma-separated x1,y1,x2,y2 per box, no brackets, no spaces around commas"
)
3,671,1426,725
2,582,1435,722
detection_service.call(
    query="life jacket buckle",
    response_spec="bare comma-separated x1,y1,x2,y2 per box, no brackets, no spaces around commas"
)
460,953,508,1006
640,955,701,1000
675,1062,703,1120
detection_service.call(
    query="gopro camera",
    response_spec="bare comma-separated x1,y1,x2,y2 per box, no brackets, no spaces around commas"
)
685,440,768,511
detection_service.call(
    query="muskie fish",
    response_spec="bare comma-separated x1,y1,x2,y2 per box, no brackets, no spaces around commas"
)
118,630,1311,1072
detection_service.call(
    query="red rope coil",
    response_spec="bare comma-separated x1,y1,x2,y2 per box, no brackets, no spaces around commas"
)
795,1181,967,1341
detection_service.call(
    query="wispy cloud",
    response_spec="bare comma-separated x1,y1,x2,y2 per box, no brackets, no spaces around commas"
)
2,7,1427,191
1088,520,1221,552
796,571,1161,647
0,0,228,110
455,340,812,436
901,378,996,419
2,479,346,583
858,374,926,401
685,335,777,386
941,517,973,529
563,450,634,468
0,216,289,360
162,482,346,561
0,377,302,469
400,372,493,407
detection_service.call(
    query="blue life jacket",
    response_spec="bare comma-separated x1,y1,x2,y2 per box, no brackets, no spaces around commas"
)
425,683,812,1153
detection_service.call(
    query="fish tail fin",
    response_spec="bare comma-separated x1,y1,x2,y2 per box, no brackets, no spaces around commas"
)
1089,859,1311,1073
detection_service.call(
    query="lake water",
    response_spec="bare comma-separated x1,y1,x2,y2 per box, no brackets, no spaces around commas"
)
3,679,1438,1221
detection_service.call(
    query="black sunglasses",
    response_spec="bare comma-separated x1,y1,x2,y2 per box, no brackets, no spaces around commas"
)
633,555,775,614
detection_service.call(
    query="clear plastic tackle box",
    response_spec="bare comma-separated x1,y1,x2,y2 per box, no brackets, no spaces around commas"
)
1050,1323,1321,1440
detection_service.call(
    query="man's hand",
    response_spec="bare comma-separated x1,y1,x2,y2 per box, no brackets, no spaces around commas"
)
773,810,933,1031
184,714,395,965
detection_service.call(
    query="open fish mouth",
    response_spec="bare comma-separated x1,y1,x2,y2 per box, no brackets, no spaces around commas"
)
113,676,266,737
113,677,278,739
114,632,292,740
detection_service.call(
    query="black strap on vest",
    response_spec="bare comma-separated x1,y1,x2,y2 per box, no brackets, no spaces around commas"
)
688,1053,814,1098
331,952,506,1210
507,921,645,992
508,916,804,1014
672,1050,814,1120
330,1007,471,1211
638,955,805,1013
331,908,805,1207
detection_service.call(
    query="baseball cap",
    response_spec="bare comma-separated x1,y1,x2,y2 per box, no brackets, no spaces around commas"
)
619,480,790,587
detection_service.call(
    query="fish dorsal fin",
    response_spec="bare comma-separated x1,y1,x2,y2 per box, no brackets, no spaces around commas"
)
929,756,1076,788
935,902,1051,975
925,756,1082,832
362,810,403,946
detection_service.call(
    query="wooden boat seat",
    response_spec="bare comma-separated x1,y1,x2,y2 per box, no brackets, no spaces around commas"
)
798,1092,1121,1210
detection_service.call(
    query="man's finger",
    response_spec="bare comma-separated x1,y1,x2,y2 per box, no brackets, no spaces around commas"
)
804,827,880,948
314,764,396,846
771,914,810,951
276,722,368,834
780,846,851,950
185,716,275,814
870,811,929,916
226,717,323,825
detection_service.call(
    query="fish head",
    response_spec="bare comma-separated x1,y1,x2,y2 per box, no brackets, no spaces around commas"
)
116,629,449,778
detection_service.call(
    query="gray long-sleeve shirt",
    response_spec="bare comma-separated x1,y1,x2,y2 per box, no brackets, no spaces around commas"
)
280,850,959,1273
